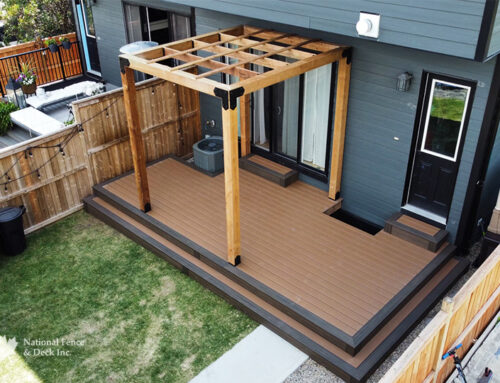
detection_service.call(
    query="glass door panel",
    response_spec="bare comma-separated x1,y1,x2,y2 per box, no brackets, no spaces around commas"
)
300,64,332,171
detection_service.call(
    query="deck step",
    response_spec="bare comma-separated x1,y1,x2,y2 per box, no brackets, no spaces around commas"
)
384,213,449,252
92,181,459,357
84,194,469,383
239,154,298,187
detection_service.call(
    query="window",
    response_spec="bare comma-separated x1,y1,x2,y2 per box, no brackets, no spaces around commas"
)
123,4,192,45
420,79,471,161
82,0,96,37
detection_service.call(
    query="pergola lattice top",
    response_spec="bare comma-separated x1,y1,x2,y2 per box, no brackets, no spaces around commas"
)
119,25,348,97
119,25,352,265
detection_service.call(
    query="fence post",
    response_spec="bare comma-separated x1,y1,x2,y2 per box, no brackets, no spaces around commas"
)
432,297,455,383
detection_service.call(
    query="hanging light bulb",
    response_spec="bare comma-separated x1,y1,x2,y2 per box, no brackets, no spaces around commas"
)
36,169,41,179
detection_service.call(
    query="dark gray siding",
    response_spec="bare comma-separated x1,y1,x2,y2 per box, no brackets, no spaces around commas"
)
476,123,500,231
488,4,500,58
170,0,485,59
90,0,191,85
195,8,497,242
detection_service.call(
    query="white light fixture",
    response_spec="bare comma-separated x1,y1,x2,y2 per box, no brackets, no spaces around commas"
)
355,12,380,39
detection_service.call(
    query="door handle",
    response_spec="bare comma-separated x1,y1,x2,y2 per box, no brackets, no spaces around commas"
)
275,106,282,115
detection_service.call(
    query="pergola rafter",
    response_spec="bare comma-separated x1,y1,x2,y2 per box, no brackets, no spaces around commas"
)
119,25,352,265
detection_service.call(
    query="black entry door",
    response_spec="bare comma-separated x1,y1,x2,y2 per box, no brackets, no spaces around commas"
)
406,73,475,220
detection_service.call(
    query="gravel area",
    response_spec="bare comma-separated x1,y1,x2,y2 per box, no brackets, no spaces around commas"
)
284,242,483,383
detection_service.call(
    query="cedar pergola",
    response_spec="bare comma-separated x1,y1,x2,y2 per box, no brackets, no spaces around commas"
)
119,25,351,266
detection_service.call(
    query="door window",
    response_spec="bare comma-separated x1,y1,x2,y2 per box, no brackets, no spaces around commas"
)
420,79,471,161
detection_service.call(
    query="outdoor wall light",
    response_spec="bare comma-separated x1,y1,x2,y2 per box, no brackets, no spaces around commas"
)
5,77,26,108
397,72,413,92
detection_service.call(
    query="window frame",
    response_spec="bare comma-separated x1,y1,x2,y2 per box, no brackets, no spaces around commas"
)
81,0,96,38
122,2,194,45
419,78,472,162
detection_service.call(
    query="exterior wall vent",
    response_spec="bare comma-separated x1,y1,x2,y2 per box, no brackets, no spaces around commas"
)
356,12,380,39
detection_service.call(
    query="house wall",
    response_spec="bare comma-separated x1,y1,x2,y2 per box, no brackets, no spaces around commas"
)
476,122,500,232
169,0,485,59
487,3,500,58
88,2,497,243
87,0,191,86
195,9,497,242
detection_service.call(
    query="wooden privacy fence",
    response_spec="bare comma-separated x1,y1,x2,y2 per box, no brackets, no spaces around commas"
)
0,33,82,96
0,78,200,232
380,246,500,383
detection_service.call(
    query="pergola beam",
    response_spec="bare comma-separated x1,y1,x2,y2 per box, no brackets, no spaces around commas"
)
162,47,257,79
120,25,350,265
147,28,268,63
171,32,292,72
197,38,317,79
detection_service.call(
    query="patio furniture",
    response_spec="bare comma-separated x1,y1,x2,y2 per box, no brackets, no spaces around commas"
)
10,107,63,136
26,81,102,111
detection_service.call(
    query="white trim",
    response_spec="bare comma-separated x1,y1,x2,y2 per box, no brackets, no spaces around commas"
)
402,204,447,226
419,79,471,162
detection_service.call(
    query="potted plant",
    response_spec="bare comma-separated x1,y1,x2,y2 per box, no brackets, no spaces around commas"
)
16,61,37,95
0,101,19,135
60,37,71,50
44,38,58,53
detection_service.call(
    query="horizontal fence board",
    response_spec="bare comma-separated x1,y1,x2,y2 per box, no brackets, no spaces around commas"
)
0,33,82,95
0,78,200,233
381,246,500,383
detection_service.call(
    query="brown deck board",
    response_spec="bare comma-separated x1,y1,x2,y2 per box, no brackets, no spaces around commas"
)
91,196,460,369
247,154,294,175
104,158,438,336
397,214,441,236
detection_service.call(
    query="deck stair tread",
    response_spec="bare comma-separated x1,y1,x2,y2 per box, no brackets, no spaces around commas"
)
91,158,457,356
84,195,469,383
384,213,449,252
239,154,299,187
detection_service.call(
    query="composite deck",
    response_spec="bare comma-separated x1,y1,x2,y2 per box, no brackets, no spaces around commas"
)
85,157,468,381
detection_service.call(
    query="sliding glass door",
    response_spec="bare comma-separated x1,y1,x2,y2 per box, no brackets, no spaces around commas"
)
251,63,334,180
300,65,332,172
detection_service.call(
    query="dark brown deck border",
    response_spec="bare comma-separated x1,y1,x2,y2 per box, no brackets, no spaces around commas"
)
239,154,299,187
385,213,449,252
84,195,469,383
92,157,456,355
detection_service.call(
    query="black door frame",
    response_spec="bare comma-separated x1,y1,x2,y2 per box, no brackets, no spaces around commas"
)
402,71,477,225
250,64,336,183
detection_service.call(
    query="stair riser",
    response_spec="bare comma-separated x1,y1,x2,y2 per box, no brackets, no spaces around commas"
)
84,196,469,383
92,185,356,354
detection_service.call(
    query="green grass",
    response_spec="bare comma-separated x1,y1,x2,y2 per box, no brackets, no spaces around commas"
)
430,97,465,122
0,211,257,382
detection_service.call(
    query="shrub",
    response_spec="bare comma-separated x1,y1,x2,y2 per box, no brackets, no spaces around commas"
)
0,102,19,135
44,37,57,46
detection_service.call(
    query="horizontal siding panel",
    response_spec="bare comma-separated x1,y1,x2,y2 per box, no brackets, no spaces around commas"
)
170,0,485,57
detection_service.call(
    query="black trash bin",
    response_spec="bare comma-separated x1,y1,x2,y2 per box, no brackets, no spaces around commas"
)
0,206,26,256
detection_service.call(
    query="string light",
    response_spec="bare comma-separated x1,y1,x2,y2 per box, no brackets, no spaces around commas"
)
0,98,119,189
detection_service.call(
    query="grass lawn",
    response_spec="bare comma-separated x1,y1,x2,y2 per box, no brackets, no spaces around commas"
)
0,211,257,382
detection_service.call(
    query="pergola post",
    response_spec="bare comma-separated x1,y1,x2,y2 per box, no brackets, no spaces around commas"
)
219,90,242,265
240,93,251,156
120,61,151,212
329,49,352,200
